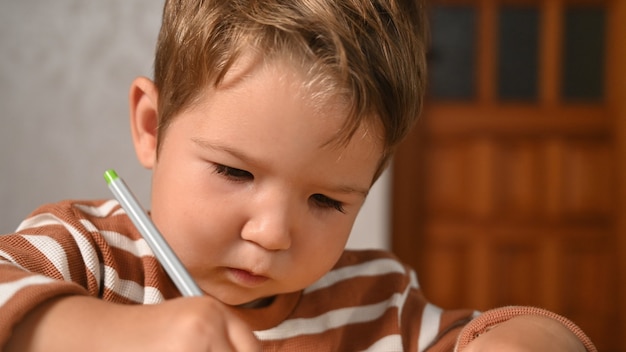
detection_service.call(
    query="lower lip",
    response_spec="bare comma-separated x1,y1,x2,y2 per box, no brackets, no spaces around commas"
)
227,268,269,287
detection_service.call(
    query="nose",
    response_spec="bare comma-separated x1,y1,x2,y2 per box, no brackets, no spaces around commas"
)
240,193,293,251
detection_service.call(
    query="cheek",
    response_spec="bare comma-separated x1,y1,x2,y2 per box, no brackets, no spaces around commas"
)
149,175,216,247
153,196,237,270
294,220,353,270
295,237,348,288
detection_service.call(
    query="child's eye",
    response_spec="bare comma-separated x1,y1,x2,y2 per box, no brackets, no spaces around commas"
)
213,164,253,181
310,194,345,213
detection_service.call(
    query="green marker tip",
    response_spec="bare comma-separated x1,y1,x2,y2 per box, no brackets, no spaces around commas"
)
104,169,119,184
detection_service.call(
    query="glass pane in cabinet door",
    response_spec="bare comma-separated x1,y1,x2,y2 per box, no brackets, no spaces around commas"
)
429,6,477,100
563,7,606,102
498,7,540,101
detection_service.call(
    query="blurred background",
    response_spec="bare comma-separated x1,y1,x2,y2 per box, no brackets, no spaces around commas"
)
391,0,626,351
0,2,160,229
0,1,391,250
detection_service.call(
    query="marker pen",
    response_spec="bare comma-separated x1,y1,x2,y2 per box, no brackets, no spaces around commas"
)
104,169,203,297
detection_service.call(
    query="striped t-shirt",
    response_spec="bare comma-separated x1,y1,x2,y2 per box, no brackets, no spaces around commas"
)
0,199,596,351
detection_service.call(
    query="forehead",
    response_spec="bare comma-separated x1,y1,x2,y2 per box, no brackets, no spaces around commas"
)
218,52,384,149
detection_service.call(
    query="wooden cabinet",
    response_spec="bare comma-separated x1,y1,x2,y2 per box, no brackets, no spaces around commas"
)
392,0,626,350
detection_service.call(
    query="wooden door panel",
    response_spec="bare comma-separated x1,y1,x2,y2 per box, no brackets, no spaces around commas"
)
419,242,470,308
491,239,542,306
563,235,619,348
392,0,624,349
423,136,613,217
561,140,614,217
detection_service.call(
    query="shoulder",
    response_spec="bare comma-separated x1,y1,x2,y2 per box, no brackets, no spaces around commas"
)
18,199,119,224
15,199,139,239
32,199,121,217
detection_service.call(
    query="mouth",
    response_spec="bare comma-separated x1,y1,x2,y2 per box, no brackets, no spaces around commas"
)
226,267,269,287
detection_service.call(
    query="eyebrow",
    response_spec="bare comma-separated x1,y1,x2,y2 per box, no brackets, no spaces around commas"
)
326,185,369,197
191,137,370,197
192,137,256,165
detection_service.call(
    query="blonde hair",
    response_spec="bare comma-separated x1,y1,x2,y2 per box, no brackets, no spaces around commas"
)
154,0,428,179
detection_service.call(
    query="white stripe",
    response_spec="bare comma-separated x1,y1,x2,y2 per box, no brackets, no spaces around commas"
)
99,230,154,257
255,292,405,341
14,213,102,290
142,287,166,304
0,275,56,306
103,266,164,304
64,222,101,287
79,219,99,233
22,235,71,281
73,200,119,218
362,335,403,351
0,249,18,264
409,269,420,289
305,258,406,294
396,279,412,322
417,303,443,352
16,213,64,232
81,220,154,257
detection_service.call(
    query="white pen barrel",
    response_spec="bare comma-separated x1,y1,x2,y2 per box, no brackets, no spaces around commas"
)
107,176,204,297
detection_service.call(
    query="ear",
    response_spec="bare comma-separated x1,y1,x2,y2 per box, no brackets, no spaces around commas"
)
129,76,159,169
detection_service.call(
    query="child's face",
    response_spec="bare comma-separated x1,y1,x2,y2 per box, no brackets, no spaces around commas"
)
135,59,383,306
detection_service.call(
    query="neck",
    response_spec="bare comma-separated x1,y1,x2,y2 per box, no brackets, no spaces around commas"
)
236,296,276,309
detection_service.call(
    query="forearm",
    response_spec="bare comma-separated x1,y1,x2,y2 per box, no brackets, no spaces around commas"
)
6,295,137,352
456,306,597,352
5,295,260,352
462,315,586,351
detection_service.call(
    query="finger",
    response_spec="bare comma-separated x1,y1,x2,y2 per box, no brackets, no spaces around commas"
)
226,319,261,352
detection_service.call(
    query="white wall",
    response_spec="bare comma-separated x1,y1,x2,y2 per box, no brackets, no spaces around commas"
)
0,0,390,250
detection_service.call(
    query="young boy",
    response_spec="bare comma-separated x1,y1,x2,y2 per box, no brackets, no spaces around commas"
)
0,0,596,351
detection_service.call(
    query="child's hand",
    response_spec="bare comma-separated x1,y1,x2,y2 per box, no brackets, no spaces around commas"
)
126,296,262,352
462,315,586,352
6,295,261,352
